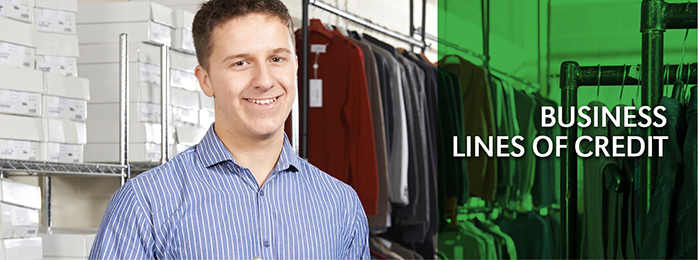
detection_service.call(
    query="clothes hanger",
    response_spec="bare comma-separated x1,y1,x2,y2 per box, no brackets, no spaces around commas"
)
619,64,627,103
596,64,601,101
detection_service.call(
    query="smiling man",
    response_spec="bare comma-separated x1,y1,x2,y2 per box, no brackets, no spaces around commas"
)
88,0,369,259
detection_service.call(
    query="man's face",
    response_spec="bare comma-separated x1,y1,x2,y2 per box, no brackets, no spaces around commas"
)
195,13,297,141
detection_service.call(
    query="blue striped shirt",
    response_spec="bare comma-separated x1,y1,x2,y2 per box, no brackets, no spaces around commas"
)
89,126,370,259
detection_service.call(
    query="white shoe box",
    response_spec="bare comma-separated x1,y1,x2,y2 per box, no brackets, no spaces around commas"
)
78,41,161,65
172,106,198,126
44,73,89,102
34,8,76,34
42,118,86,144
170,48,197,72
36,32,79,57
36,0,77,12
175,125,205,144
77,1,174,27
78,62,160,84
0,17,36,48
39,228,96,258
0,114,44,142
199,108,214,128
85,142,169,163
0,237,42,260
43,95,86,121
173,27,194,53
0,202,39,238
77,21,172,47
0,0,33,24
171,88,199,109
40,142,83,163
0,66,43,93
170,68,197,91
87,102,161,124
87,121,173,144
0,90,41,117
88,80,160,104
0,178,41,210
199,91,213,110
0,139,40,161
0,42,35,69
36,55,77,77
172,9,193,29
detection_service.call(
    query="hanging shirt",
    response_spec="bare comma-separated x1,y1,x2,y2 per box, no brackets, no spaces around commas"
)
291,19,379,215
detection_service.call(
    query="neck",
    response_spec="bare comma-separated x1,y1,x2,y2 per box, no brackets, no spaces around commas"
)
214,124,285,187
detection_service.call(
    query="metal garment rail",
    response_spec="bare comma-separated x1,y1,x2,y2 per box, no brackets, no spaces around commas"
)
299,0,427,158
415,28,541,90
559,62,697,259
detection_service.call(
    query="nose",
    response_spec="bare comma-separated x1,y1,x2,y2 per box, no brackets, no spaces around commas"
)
251,63,275,91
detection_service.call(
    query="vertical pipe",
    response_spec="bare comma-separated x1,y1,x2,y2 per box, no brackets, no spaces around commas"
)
301,0,309,159
547,0,551,96
560,61,580,259
537,0,542,85
410,0,414,53
481,0,490,70
161,45,170,164
43,176,51,230
421,0,427,53
640,0,664,246
119,33,130,184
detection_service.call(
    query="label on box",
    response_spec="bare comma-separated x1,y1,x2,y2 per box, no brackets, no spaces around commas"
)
146,143,160,161
171,69,197,91
37,9,74,34
10,207,31,226
140,63,162,83
183,29,194,51
0,89,40,116
309,79,322,108
46,143,83,163
36,61,76,77
45,96,85,121
140,103,161,123
150,21,172,46
173,106,198,126
0,139,37,160
0,0,31,22
0,42,33,69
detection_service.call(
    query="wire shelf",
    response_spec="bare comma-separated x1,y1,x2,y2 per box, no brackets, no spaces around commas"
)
0,159,126,177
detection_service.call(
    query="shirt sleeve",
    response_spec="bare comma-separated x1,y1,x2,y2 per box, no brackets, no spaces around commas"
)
89,182,154,259
345,193,370,259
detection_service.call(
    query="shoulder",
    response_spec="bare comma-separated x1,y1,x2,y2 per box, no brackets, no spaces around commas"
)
292,159,364,211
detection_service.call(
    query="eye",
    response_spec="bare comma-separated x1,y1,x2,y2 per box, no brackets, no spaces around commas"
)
234,60,246,66
271,57,284,62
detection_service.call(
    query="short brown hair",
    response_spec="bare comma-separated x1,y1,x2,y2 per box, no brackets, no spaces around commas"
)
192,0,295,70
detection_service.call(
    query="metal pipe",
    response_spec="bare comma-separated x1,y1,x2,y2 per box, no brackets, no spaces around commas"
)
410,0,414,53
577,63,697,86
560,61,580,260
665,2,697,29
309,0,426,48
481,0,490,70
43,176,51,230
301,0,309,159
119,33,130,185
641,0,665,246
161,45,170,164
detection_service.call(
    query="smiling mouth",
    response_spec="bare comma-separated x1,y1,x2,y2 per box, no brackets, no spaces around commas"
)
245,96,279,105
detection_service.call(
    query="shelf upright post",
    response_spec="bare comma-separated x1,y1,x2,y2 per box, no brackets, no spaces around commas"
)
300,0,309,158
119,33,130,185
161,45,170,164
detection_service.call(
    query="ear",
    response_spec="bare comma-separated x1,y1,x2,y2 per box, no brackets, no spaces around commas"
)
195,65,214,97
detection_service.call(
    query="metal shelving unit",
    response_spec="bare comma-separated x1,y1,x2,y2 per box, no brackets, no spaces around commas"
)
0,160,126,177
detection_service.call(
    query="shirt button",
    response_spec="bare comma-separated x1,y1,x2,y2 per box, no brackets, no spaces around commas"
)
252,257,263,260
263,240,270,248
259,190,265,196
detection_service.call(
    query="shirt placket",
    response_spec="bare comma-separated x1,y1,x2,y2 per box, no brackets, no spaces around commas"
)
258,171,275,260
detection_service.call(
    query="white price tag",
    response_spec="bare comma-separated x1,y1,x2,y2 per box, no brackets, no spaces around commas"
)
10,207,31,226
629,64,641,80
310,44,326,53
309,79,322,108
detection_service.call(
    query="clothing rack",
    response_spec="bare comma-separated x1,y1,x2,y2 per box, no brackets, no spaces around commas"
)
299,0,427,158
413,27,542,91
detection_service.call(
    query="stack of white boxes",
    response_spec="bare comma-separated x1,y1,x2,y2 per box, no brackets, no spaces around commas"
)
77,1,180,163
35,0,87,164
0,1,42,162
0,0,87,164
40,228,96,259
0,179,43,260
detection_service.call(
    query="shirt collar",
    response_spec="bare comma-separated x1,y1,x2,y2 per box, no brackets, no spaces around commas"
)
197,125,299,172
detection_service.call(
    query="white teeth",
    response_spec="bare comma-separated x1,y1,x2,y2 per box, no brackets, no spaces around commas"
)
247,97,277,105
